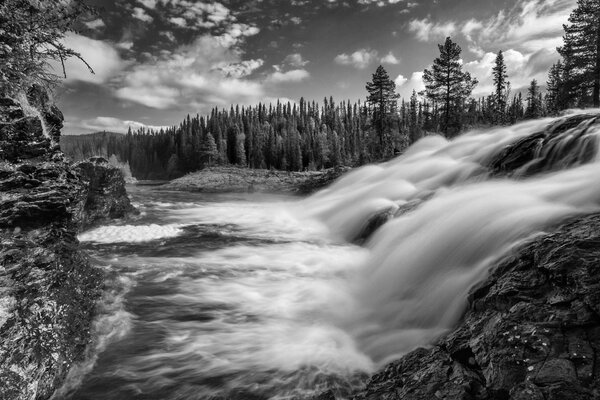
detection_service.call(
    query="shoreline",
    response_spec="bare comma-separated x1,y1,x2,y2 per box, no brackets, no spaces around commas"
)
156,166,351,195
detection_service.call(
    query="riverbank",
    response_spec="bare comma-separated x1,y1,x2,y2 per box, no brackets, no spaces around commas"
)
158,166,350,194
0,92,137,400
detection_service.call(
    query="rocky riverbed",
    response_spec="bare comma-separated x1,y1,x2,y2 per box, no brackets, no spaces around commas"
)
0,89,136,400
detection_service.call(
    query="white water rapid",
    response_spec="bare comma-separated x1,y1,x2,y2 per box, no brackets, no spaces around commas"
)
64,111,600,400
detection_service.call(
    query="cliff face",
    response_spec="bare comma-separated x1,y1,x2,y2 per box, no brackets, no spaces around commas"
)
0,91,134,400
352,213,600,400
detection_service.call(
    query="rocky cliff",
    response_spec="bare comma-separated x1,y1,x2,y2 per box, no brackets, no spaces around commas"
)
0,90,135,400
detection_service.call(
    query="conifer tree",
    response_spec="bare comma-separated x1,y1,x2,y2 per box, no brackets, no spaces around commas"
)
422,37,478,137
366,65,399,153
492,50,510,123
200,133,218,167
525,79,542,119
545,61,566,115
558,0,600,107
0,0,94,95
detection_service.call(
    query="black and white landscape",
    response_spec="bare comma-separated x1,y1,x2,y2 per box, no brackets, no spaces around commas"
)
1,1,600,400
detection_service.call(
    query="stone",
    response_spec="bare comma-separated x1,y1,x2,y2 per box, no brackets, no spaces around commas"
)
0,94,137,400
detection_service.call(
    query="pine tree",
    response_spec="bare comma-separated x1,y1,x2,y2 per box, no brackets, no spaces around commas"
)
422,37,478,137
545,61,566,115
409,90,420,143
199,133,218,167
558,0,600,107
525,79,542,119
492,50,510,123
365,65,399,155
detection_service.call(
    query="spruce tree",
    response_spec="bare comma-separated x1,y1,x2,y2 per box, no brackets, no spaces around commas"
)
422,37,478,137
546,61,566,115
365,65,399,154
525,79,542,119
558,0,600,107
199,133,218,167
492,50,510,123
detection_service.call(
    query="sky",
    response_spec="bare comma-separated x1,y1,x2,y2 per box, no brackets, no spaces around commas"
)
54,0,577,134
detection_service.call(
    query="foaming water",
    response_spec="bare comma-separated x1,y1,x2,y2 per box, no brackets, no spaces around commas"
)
64,112,600,399
300,111,600,365
65,192,370,400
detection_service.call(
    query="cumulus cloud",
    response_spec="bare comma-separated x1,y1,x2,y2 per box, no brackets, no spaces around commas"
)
334,48,378,69
132,7,154,23
381,51,400,65
162,0,234,30
408,18,457,42
49,33,126,84
138,0,158,8
84,18,105,30
215,59,264,78
284,53,309,67
267,69,310,83
114,33,265,110
395,71,425,98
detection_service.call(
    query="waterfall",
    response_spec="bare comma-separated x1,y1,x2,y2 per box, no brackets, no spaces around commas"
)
300,111,600,365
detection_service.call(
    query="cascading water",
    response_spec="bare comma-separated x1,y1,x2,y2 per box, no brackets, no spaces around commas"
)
62,111,600,399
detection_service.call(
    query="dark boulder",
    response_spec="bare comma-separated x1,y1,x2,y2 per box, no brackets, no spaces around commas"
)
74,156,138,229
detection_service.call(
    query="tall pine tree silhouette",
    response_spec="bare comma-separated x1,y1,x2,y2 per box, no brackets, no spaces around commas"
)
423,37,477,137
492,50,510,123
366,65,399,155
558,0,600,107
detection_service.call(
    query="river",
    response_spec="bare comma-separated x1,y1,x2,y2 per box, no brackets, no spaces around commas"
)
60,112,600,399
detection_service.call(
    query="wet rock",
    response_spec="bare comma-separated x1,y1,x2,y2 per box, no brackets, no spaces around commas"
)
0,93,134,400
74,156,138,229
351,213,600,400
487,114,600,177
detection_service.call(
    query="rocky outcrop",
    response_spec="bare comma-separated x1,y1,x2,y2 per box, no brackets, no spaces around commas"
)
351,213,600,400
488,113,599,177
0,93,132,400
74,156,138,230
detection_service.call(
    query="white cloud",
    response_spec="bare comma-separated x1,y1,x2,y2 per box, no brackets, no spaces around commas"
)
49,33,126,84
169,17,187,27
381,51,400,65
395,71,425,98
267,69,310,83
334,48,378,69
138,0,158,8
284,53,309,67
215,59,264,78
84,18,105,30
114,34,266,110
408,18,456,42
394,74,407,86
132,7,153,23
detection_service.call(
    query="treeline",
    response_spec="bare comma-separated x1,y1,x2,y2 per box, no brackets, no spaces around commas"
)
62,0,599,180
61,90,544,180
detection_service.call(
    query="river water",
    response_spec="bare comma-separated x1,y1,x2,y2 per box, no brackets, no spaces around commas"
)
61,112,600,399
